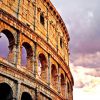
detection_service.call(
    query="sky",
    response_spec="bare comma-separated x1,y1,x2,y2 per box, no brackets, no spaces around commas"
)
50,0,100,100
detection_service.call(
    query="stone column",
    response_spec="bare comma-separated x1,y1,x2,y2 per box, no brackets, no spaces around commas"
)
33,42,37,77
58,65,61,93
15,32,20,66
35,87,40,100
64,82,68,99
33,0,37,31
66,82,69,100
47,53,51,86
46,7,49,42
32,46,34,75
16,0,21,18
13,44,17,65
16,81,21,100
56,21,58,52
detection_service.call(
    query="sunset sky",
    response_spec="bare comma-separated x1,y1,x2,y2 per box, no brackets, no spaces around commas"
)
51,0,100,100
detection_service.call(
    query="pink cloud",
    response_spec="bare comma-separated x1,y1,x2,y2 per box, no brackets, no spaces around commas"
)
71,52,100,68
70,63,100,100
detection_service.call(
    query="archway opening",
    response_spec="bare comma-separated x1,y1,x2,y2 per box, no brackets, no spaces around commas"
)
51,64,58,90
21,42,33,69
21,46,27,66
21,92,32,100
0,32,9,58
0,30,15,63
0,83,13,100
61,74,66,96
38,53,48,82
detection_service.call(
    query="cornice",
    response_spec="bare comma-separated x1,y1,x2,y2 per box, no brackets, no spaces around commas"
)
43,0,70,41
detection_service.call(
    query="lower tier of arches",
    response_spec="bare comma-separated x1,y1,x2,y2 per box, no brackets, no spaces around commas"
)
0,62,73,100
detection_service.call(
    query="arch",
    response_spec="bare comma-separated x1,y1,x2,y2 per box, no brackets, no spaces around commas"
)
0,32,9,58
1,29,15,46
38,53,48,82
21,42,33,69
0,82,13,100
0,29,15,63
61,73,65,85
22,42,33,57
61,73,66,96
21,92,32,100
51,64,58,90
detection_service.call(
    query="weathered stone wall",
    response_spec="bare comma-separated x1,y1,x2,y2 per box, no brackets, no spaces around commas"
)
0,0,73,100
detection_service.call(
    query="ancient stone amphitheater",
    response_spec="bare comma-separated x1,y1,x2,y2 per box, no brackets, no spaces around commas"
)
0,0,74,100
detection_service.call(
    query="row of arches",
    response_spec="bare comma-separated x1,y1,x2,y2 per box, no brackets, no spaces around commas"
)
0,83,32,100
0,29,69,96
38,54,66,95
0,30,33,66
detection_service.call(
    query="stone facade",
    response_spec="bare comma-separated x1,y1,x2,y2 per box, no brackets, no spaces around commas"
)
0,0,74,100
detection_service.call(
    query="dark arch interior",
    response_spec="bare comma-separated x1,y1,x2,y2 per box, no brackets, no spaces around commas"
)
51,64,57,89
22,42,33,57
60,37,63,48
40,12,45,26
39,53,46,62
21,42,33,66
0,83,13,100
61,74,65,85
21,92,32,100
1,29,15,47
51,64,57,77
39,53,47,69
67,82,70,92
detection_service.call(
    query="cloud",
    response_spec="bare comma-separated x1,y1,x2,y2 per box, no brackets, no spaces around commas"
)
50,1,100,100
51,0,100,55
70,64,100,84
70,52,100,68
70,62,100,90
70,63,100,100
74,87,100,100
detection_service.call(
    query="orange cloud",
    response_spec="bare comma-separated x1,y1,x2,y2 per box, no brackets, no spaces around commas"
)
70,63,100,100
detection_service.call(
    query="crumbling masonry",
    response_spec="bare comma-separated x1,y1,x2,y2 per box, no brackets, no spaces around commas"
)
0,0,74,100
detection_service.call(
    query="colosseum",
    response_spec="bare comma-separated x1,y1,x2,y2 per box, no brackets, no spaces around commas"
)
0,0,74,100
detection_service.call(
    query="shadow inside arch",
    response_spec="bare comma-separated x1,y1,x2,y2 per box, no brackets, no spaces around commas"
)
0,82,14,100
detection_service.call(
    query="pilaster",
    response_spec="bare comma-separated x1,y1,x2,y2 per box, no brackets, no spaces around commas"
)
33,0,37,31
46,7,49,42
16,32,21,66
35,87,40,100
47,53,51,86
16,81,21,100
16,0,21,18
58,65,61,93
33,42,38,77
